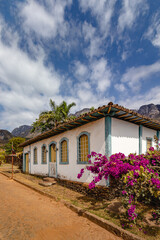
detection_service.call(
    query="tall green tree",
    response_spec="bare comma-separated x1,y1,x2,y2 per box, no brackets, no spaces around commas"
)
31,100,76,133
4,137,25,155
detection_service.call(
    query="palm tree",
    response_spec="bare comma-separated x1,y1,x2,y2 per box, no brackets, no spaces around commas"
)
31,100,76,133
59,101,76,120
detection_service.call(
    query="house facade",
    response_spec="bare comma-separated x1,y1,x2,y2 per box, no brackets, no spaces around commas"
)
20,102,160,184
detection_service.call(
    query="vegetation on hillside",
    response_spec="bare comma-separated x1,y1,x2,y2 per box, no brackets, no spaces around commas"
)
31,99,76,133
4,137,25,155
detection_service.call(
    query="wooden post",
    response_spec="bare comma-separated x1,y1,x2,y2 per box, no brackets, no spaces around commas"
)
12,142,13,179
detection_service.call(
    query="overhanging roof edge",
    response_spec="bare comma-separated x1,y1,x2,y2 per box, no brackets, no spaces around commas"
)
20,102,160,147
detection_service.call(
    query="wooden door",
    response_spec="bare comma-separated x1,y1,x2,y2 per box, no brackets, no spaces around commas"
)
25,153,29,173
51,144,56,162
49,144,56,177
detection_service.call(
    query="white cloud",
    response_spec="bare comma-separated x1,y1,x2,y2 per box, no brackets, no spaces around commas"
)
73,61,88,80
0,42,61,96
79,0,116,36
121,61,160,91
136,48,144,53
0,15,114,131
73,58,112,93
82,22,103,58
118,0,148,33
114,83,126,92
0,16,63,130
119,86,160,109
121,51,130,61
18,0,72,39
145,12,160,48
0,111,36,131
77,89,94,103
90,58,112,92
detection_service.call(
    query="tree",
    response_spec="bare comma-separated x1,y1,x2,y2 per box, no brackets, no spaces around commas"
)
31,99,76,133
4,137,25,155
0,150,5,165
90,106,95,111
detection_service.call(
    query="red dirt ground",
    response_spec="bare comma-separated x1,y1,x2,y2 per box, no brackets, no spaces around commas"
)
0,174,121,240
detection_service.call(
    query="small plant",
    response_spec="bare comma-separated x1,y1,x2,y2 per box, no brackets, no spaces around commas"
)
152,209,160,224
90,107,95,111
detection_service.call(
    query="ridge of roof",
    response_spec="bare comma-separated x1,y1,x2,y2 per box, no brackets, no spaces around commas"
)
20,102,160,147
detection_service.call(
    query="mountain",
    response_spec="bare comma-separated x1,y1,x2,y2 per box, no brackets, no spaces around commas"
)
25,130,41,139
70,108,90,118
0,130,13,144
137,104,160,121
12,125,32,138
75,108,90,117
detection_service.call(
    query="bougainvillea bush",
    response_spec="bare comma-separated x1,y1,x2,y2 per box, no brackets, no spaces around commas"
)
77,146,160,226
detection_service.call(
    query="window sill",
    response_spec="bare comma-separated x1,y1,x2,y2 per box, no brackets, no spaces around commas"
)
59,162,69,165
77,161,89,164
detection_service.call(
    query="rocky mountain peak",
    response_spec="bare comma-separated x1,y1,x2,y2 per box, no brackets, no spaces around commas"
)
0,130,13,144
11,125,32,138
137,103,160,120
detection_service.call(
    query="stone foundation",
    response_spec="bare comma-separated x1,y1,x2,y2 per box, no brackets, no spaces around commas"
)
56,177,123,200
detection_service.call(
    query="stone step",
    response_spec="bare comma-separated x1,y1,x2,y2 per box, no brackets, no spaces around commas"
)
39,181,55,187
43,177,57,183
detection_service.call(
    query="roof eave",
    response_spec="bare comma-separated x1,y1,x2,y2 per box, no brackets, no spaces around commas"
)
20,103,160,147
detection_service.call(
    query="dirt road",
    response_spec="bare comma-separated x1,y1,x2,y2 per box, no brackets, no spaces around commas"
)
0,174,121,240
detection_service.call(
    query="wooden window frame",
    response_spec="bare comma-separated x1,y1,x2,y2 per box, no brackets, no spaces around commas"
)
146,137,152,152
33,147,38,165
77,132,90,164
41,144,47,164
59,138,69,164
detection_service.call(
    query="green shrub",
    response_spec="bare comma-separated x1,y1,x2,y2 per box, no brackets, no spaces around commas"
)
0,151,5,165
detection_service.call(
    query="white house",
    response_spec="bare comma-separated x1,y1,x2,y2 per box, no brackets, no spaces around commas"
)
20,102,160,184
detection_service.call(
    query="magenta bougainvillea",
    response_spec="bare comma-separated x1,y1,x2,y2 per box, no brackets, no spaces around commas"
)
77,146,160,225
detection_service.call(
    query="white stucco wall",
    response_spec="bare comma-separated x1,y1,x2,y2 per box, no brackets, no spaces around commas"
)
111,118,139,156
23,118,105,183
23,116,159,184
142,127,157,153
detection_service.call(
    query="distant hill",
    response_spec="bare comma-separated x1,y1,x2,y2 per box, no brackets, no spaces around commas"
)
0,125,39,146
11,125,32,138
137,104,160,121
70,108,90,118
11,125,41,139
25,130,41,139
0,130,13,145
74,108,90,117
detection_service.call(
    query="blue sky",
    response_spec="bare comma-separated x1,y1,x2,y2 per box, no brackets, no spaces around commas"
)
0,0,160,131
